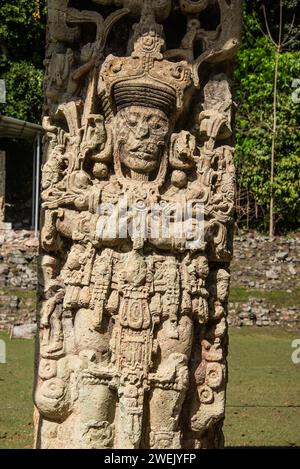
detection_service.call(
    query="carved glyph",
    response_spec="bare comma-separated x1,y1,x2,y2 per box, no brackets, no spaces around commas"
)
35,0,242,449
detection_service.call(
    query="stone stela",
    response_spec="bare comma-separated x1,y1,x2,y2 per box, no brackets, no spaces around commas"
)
35,0,242,449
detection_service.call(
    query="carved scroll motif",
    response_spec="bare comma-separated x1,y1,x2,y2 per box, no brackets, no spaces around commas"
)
35,0,242,449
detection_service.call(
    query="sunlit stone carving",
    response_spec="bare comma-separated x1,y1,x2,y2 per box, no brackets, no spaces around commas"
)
35,0,242,449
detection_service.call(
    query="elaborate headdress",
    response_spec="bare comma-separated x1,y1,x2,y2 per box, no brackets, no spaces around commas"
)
99,30,193,117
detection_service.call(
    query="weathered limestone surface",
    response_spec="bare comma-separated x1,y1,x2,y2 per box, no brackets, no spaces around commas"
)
2,231,300,333
35,0,242,449
0,151,6,224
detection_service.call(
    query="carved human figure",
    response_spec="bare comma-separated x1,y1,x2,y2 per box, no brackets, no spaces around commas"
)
39,255,65,355
35,0,241,450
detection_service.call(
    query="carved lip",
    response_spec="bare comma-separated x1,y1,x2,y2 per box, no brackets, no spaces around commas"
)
129,146,157,161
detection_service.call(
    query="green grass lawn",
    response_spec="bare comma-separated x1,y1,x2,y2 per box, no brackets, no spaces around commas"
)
0,331,34,449
224,327,300,447
229,287,300,307
0,327,300,448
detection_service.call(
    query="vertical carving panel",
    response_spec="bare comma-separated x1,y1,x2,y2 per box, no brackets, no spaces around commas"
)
35,0,242,449
0,151,5,223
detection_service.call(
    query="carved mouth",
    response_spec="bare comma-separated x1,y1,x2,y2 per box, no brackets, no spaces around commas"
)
130,145,157,161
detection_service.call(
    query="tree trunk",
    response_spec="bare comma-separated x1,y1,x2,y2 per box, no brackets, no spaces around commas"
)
269,47,280,239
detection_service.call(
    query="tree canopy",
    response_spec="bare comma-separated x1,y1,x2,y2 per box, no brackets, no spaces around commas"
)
0,0,299,232
0,0,46,123
235,1,300,232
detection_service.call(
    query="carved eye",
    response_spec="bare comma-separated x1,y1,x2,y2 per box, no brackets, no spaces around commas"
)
127,118,137,127
149,117,168,133
153,122,162,130
125,112,139,127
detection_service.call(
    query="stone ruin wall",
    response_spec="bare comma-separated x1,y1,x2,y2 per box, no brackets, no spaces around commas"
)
0,230,38,331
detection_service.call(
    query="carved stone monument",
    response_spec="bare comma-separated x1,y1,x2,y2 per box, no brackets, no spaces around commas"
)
0,151,6,224
34,0,242,449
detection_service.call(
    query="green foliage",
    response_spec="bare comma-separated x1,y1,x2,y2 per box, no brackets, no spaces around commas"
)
0,0,46,67
1,61,43,123
235,4,300,232
0,0,46,123
246,0,300,51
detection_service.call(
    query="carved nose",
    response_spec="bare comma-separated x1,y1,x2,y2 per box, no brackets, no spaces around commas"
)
136,121,150,139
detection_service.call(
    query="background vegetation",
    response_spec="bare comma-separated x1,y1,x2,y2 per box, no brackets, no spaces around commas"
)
0,0,299,233
236,0,300,233
0,0,45,123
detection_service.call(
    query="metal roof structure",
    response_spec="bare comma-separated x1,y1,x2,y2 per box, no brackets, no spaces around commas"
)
0,115,42,140
0,115,43,236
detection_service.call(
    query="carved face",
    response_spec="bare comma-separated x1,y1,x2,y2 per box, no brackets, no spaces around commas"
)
40,256,57,287
115,106,170,174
